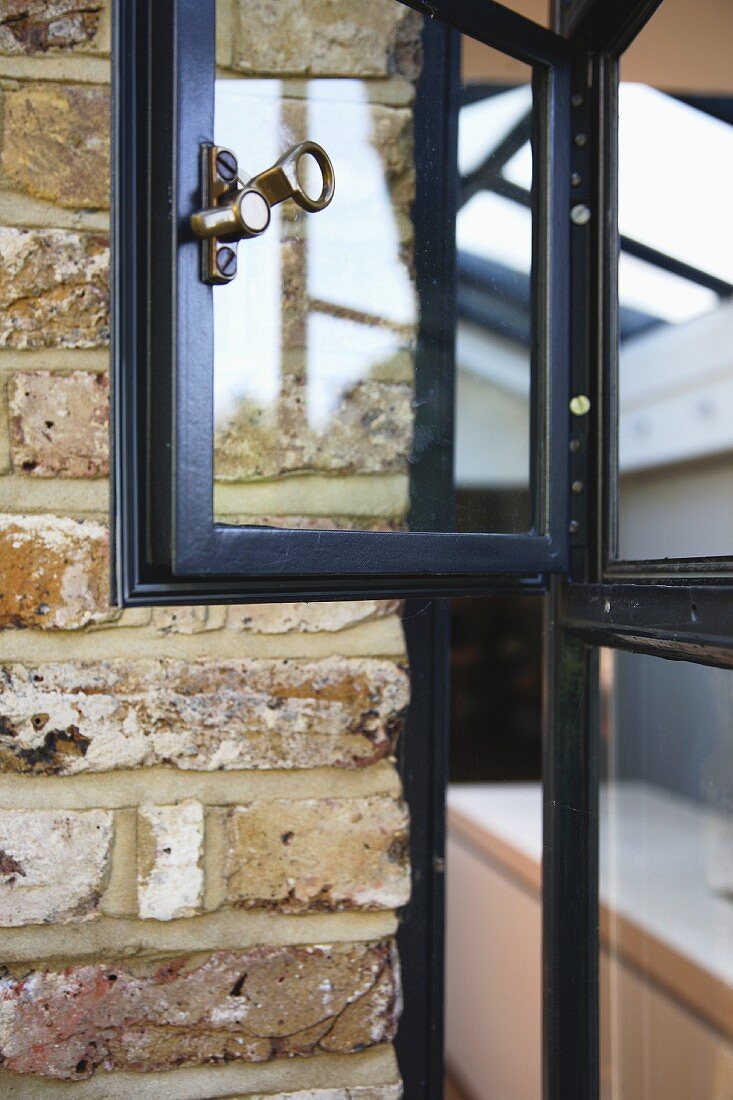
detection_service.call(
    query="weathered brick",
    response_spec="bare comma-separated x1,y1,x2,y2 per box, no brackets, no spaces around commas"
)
215,379,413,480
226,599,401,634
280,237,307,350
137,801,204,922
152,604,226,635
0,940,400,1078
0,515,112,629
0,1,102,54
0,228,109,349
226,795,410,912
232,0,422,78
0,656,410,774
0,808,112,926
371,106,416,209
2,84,109,209
8,370,109,478
153,602,400,636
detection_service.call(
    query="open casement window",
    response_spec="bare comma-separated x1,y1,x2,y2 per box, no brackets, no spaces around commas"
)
113,1,733,1098
113,0,574,604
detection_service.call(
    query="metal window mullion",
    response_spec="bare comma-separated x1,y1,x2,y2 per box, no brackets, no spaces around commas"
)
543,578,600,1100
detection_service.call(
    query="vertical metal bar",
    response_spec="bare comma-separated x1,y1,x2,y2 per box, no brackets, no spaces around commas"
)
111,0,140,603
147,0,178,569
541,55,572,558
396,599,451,1098
565,47,594,581
397,19,456,1095
598,53,620,573
408,20,459,532
173,0,217,566
543,578,599,1100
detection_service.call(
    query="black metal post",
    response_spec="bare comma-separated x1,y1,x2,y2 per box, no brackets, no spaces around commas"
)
396,599,451,1098
543,578,599,1100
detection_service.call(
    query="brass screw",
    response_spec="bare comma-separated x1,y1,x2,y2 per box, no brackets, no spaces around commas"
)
571,480,584,495
216,149,238,182
569,520,580,534
216,246,237,278
570,394,592,416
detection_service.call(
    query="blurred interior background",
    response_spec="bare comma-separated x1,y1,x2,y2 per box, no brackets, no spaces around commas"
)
446,2,733,1096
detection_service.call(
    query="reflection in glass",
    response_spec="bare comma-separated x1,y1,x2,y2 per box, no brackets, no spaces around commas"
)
213,73,416,517
600,649,733,1099
616,4,733,560
455,49,534,532
213,1,535,534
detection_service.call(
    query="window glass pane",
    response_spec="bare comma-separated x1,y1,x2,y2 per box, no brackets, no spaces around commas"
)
456,47,534,533
212,0,536,535
616,1,733,560
447,597,543,1099
600,648,733,1099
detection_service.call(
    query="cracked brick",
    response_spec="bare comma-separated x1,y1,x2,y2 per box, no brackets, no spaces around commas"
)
0,940,400,1079
0,1,101,53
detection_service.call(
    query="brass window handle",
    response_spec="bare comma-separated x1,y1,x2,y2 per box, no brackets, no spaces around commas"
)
250,140,335,214
190,141,335,284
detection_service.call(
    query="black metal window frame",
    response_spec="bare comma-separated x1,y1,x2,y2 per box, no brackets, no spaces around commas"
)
547,4,733,1099
556,0,733,639
562,0,733,588
112,0,575,607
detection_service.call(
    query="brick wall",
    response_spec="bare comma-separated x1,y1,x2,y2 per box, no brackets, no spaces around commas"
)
0,2,420,1096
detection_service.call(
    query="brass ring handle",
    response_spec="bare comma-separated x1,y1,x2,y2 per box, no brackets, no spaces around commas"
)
190,141,335,284
251,141,336,215
291,141,336,213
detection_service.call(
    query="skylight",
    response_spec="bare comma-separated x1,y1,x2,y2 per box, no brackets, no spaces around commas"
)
619,85,733,285
457,80,732,332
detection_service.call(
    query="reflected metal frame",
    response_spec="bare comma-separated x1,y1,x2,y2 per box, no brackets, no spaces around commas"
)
112,0,574,606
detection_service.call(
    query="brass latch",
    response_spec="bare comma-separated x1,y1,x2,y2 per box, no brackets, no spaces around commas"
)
190,141,335,285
